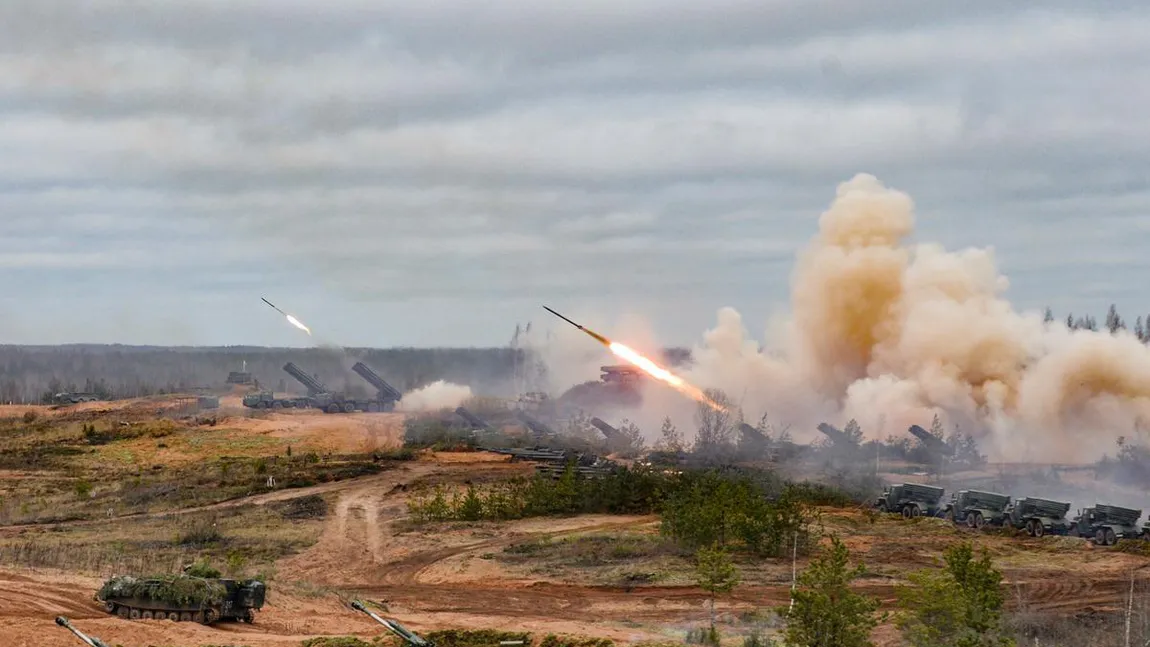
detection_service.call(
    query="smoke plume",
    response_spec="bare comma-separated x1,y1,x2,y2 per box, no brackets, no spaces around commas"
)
683,173,1150,462
397,380,474,412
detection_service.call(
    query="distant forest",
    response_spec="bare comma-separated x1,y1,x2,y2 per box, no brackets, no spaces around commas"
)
1052,303,1150,338
0,344,692,405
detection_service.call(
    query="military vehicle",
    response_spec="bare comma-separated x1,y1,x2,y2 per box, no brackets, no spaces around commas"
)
1069,504,1145,545
242,390,312,410
941,490,1011,528
1004,497,1072,537
96,574,266,624
55,616,111,647
53,392,100,404
874,483,945,518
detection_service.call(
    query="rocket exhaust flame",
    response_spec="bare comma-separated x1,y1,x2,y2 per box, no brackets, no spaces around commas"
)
262,297,313,336
543,306,725,411
285,315,312,336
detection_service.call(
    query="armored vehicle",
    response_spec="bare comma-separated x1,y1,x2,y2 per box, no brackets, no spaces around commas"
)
96,574,265,624
1069,504,1145,545
1004,497,1071,537
941,490,1011,528
56,616,111,647
874,483,945,518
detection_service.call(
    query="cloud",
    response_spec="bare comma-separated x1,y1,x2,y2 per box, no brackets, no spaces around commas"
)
0,2,1147,347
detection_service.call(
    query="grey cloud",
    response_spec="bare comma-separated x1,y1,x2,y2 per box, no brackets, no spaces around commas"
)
1,2,1148,345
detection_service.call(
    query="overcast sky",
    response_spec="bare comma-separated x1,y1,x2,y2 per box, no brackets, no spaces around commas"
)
1,1,1148,348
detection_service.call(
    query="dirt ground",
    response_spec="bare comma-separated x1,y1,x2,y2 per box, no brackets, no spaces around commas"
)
3,397,1150,647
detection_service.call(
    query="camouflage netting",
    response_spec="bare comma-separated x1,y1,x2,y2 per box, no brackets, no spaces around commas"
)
98,574,227,607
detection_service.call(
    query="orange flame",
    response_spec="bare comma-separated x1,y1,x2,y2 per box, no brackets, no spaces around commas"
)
607,342,726,411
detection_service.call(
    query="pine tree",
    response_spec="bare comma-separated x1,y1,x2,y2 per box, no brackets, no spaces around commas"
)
896,542,1014,646
1066,313,1075,329
1136,317,1145,342
783,536,883,647
1042,307,1054,323
695,544,740,632
1106,304,1126,333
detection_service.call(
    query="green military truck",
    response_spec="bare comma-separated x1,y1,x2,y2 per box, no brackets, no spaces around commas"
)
1004,497,1072,537
940,489,1011,528
1069,504,1145,546
874,483,945,519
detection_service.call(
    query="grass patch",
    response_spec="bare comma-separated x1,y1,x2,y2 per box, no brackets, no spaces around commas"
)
0,504,322,577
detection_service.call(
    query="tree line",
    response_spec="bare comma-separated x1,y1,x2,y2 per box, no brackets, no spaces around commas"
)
1047,303,1150,339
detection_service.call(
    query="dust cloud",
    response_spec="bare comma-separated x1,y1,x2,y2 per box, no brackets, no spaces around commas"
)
397,380,474,412
682,173,1150,462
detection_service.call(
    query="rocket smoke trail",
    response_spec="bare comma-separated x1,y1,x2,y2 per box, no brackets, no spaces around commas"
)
543,306,724,411
261,297,312,336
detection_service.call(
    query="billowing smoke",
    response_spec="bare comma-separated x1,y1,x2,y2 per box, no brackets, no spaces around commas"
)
683,173,1150,462
397,380,473,412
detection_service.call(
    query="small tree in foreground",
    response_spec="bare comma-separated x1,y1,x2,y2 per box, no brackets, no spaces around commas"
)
896,542,1014,647
782,535,882,647
695,543,741,634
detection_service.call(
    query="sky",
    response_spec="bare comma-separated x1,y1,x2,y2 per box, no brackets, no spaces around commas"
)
1,1,1148,349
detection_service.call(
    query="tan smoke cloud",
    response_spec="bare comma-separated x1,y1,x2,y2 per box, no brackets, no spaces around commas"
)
685,173,1150,462
397,380,473,412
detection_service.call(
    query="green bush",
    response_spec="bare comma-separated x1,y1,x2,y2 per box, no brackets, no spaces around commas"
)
538,635,614,647
407,463,670,522
424,629,532,647
299,638,376,647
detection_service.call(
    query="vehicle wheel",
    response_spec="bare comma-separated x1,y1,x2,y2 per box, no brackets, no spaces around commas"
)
1095,528,1107,545
129,608,140,620
180,612,192,622
1106,528,1118,546
104,600,117,613
193,611,205,624
1033,522,1045,538
141,611,153,620
910,506,921,518
973,513,986,529
901,506,913,519
243,609,255,623
343,403,355,413
1026,520,1037,537
117,606,129,619
272,401,283,409
204,609,218,624
326,404,339,414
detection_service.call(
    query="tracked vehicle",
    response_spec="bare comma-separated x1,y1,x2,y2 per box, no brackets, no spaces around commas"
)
941,490,1011,528
874,483,945,518
96,574,265,624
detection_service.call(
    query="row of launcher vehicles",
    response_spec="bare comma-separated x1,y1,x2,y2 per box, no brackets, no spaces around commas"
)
232,361,1150,550
877,483,1150,547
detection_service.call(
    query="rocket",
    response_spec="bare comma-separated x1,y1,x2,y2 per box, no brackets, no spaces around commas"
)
261,297,287,316
542,306,611,346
